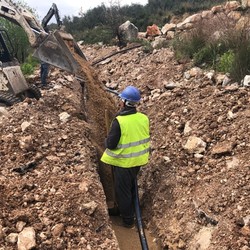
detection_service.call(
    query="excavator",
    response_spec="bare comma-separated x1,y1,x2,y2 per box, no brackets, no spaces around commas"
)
0,0,119,215
0,28,41,105
0,0,86,106
0,4,150,244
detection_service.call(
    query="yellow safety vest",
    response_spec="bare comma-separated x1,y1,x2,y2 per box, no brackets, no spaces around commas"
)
101,112,150,168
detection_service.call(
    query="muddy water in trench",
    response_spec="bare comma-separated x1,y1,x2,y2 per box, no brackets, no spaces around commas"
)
110,216,161,250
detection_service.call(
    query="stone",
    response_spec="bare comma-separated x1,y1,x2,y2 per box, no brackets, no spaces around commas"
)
17,227,36,250
19,135,33,151
211,142,233,155
6,233,18,243
118,20,138,44
0,107,9,117
81,201,98,215
241,0,250,8
242,75,250,87
52,223,64,238
146,24,161,37
16,221,26,232
21,121,31,132
161,23,176,35
59,112,71,123
225,1,241,11
183,136,207,154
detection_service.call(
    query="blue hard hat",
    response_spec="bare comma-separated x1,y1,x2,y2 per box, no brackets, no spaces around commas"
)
119,86,141,102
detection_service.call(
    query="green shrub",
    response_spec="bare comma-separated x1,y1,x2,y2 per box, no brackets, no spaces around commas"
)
172,31,206,61
230,42,250,82
140,40,154,53
217,50,234,73
21,63,34,75
81,26,114,45
193,44,217,67
172,22,250,82
20,54,39,75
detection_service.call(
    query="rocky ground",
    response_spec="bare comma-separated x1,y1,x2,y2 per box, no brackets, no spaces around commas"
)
0,42,250,250
85,44,250,250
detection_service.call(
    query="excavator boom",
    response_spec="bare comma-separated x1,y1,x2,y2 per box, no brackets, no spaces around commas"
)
0,0,46,47
0,0,86,74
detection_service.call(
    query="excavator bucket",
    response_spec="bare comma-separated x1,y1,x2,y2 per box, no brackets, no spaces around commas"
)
33,30,86,74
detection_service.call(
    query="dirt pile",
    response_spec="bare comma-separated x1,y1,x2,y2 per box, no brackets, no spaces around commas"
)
0,43,250,250
0,70,118,249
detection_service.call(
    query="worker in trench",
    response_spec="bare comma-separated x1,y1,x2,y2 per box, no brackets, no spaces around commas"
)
101,86,150,228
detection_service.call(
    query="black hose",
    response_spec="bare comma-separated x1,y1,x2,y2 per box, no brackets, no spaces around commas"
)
134,178,149,250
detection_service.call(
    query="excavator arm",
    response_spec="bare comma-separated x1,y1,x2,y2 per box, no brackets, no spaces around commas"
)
42,3,62,30
0,0,46,47
0,0,86,74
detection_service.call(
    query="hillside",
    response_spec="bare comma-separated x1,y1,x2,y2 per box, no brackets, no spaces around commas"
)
0,43,249,249
1,1,250,247
85,44,250,250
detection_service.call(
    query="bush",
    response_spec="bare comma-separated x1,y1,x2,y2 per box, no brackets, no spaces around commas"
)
21,63,34,75
193,44,217,67
21,54,39,75
230,42,250,82
140,40,154,53
80,26,115,45
172,19,250,82
172,30,206,61
217,50,234,73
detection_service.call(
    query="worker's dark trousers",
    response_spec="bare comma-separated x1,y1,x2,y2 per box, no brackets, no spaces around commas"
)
40,63,49,85
113,166,140,224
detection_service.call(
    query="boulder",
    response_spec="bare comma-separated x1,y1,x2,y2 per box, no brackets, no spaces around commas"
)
146,24,161,37
118,20,138,46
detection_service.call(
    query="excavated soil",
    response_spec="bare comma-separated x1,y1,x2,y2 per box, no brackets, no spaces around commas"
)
0,43,250,250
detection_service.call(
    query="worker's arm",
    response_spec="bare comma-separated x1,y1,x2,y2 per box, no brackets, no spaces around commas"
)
105,118,121,149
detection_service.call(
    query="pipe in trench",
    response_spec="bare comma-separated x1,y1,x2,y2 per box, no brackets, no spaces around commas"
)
134,178,149,250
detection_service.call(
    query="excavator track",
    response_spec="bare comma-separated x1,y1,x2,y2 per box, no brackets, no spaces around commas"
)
0,91,21,106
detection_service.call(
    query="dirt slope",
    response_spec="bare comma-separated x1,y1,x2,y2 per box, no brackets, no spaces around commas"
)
0,74,119,249
86,44,250,250
0,44,249,250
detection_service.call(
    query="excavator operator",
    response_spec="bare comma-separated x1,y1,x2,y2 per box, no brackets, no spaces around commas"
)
101,86,150,228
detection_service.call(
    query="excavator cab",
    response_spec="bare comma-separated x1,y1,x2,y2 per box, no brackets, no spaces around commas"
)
0,29,41,106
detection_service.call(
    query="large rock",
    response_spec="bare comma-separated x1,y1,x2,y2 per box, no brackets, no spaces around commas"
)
225,1,241,11
118,20,138,46
161,23,176,35
146,24,161,37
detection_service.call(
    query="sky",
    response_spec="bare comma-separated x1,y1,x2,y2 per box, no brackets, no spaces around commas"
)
23,0,148,21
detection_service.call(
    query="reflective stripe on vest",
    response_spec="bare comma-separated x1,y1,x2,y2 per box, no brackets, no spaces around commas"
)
116,137,150,149
105,146,150,158
100,112,150,168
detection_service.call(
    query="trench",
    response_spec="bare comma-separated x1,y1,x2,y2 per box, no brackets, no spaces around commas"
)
73,52,161,249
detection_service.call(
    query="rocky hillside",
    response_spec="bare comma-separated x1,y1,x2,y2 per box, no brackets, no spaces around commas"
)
84,43,250,250
1,42,249,249
1,2,250,248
